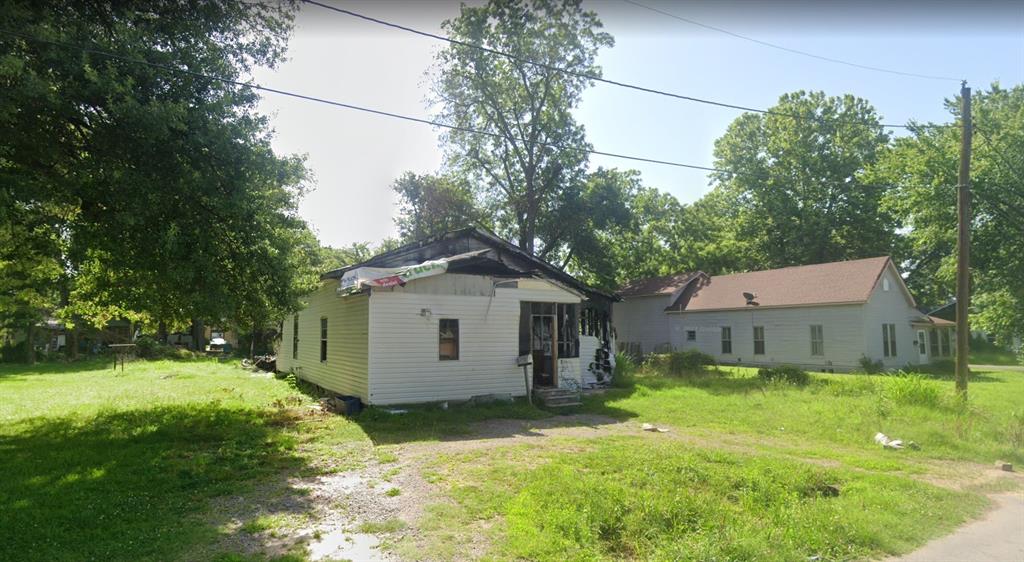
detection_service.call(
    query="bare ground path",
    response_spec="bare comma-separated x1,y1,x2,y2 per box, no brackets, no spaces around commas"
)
895,491,1024,562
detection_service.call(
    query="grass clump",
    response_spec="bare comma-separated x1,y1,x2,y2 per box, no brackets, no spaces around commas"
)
384,487,401,497
757,365,810,386
612,352,637,388
880,372,945,408
428,439,981,562
858,355,886,374
642,350,717,376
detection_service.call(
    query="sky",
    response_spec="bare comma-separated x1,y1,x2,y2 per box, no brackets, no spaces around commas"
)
251,0,1024,248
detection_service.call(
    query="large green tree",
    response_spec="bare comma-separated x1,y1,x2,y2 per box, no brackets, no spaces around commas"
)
432,0,612,254
710,91,896,268
869,84,1024,349
393,172,485,242
0,1,319,349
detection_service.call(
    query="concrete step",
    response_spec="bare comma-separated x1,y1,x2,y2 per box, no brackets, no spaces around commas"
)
532,387,582,407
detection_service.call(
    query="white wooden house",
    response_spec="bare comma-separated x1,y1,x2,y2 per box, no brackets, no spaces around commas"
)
615,257,955,371
277,228,616,405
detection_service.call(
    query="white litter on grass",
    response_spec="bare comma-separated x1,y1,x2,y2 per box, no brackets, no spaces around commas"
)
641,423,670,433
875,432,919,450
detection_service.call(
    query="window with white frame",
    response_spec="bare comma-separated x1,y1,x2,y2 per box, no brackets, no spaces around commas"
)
882,323,897,357
686,330,696,342
939,328,951,356
810,325,824,356
721,327,732,354
753,326,765,355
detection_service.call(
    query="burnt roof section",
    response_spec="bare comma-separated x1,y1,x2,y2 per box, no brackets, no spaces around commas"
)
683,256,895,311
321,227,617,302
618,272,701,298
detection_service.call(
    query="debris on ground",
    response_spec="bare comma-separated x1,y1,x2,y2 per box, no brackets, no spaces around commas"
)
996,461,1014,472
319,395,363,416
641,423,670,433
874,432,920,450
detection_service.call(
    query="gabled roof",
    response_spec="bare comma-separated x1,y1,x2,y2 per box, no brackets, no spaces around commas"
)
682,256,898,311
618,272,701,298
321,227,617,302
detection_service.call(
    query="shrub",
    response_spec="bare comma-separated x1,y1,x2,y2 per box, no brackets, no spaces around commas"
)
881,372,943,408
857,355,885,374
666,350,716,375
612,352,636,388
758,365,810,386
134,337,195,360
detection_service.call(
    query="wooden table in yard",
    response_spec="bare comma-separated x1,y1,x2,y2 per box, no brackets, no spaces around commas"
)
108,343,136,372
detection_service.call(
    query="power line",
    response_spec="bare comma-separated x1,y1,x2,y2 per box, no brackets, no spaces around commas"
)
621,0,963,83
0,28,745,176
299,0,943,131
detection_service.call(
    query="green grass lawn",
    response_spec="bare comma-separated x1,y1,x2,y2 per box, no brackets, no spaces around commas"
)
0,359,1020,561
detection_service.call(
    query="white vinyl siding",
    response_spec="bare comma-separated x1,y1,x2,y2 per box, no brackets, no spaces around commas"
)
671,303,866,369
612,294,674,355
367,274,582,405
861,265,921,366
278,282,369,400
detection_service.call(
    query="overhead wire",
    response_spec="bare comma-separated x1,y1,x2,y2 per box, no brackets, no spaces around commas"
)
0,28,753,176
620,0,963,83
298,0,950,131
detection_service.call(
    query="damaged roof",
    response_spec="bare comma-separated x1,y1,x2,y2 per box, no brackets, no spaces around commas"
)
683,256,896,311
320,227,617,302
618,272,701,298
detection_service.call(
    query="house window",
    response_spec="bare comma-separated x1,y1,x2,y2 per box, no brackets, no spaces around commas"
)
721,327,732,354
319,317,328,362
753,326,765,355
810,325,824,356
686,330,696,342
883,278,891,291
929,328,939,357
939,328,951,356
439,319,459,360
292,315,299,360
883,323,897,357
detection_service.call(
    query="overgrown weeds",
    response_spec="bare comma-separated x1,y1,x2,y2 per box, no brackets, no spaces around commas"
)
757,365,810,386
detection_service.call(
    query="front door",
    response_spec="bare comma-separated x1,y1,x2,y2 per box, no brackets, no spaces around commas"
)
531,314,554,387
917,330,928,363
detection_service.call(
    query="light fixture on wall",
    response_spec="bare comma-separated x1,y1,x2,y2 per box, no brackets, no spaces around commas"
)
419,308,432,319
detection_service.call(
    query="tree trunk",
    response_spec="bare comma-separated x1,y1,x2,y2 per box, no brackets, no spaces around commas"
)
250,321,257,360
69,325,79,361
26,321,35,365
157,321,168,344
190,318,206,352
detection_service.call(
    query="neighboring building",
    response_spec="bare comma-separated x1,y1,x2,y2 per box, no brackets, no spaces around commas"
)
278,228,616,405
616,257,955,371
613,272,700,356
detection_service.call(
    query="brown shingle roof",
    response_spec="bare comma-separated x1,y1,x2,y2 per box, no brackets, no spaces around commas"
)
684,256,893,311
619,272,700,298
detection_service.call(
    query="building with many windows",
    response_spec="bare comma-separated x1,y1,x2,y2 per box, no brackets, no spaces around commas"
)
614,257,954,371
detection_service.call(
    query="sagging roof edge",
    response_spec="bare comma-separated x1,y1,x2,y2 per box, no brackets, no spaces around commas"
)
319,227,619,302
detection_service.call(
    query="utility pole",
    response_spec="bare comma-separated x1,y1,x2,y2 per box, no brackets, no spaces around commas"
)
955,82,972,398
